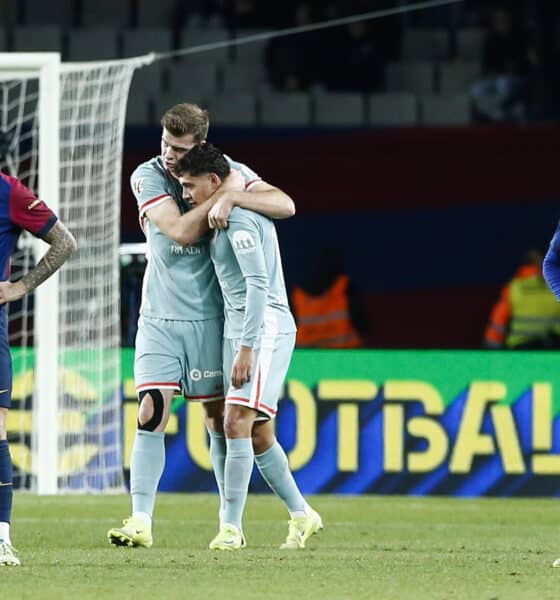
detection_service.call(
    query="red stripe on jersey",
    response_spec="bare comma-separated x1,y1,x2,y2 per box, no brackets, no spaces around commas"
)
227,396,251,403
139,193,171,213
245,179,262,190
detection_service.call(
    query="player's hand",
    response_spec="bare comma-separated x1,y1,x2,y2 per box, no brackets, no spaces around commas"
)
208,189,236,230
0,280,26,305
231,346,253,388
208,170,245,230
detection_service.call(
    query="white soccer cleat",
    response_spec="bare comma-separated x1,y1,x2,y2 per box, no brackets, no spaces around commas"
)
553,557,560,568
280,509,323,550
107,516,153,548
0,541,20,566
209,523,246,551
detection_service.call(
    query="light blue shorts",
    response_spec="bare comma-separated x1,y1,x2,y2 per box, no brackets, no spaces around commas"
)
223,332,295,419
135,315,224,402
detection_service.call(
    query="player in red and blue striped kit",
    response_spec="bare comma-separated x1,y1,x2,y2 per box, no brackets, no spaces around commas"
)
0,171,77,566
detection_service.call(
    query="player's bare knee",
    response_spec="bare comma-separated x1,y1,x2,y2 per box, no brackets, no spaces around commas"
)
137,389,168,432
252,420,275,454
224,404,255,438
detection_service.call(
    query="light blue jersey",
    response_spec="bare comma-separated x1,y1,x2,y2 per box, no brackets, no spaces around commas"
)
131,155,260,321
210,207,296,347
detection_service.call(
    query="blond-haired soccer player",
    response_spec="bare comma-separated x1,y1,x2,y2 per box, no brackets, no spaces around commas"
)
176,143,322,550
108,104,299,548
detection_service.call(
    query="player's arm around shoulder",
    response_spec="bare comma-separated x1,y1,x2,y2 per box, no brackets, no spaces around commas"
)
209,175,295,230
131,162,213,246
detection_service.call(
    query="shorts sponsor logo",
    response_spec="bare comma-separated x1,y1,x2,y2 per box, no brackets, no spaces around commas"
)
190,369,222,381
232,230,256,254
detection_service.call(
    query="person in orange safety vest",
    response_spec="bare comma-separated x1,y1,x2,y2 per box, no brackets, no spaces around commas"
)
291,247,366,348
484,248,560,349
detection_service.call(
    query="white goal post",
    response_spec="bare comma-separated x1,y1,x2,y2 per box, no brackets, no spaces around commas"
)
0,52,151,494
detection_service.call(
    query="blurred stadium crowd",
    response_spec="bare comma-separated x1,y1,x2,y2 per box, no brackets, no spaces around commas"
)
2,0,560,125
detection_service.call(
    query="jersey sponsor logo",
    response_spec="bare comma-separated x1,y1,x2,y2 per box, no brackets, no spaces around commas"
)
26,199,41,210
190,368,223,381
133,177,144,196
232,230,256,254
171,244,202,256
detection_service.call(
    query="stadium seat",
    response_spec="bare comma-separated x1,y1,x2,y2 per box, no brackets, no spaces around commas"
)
179,28,231,66
456,28,485,61
387,62,436,95
439,61,480,93
21,0,75,27
13,26,63,53
420,94,471,125
230,29,269,64
81,0,131,28
165,61,218,104
122,28,172,58
368,93,418,126
220,62,267,94
137,0,177,28
314,92,365,126
401,28,450,61
67,28,119,61
207,93,257,126
260,92,311,126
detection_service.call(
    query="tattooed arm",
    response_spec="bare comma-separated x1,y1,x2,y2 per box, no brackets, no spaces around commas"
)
0,221,77,305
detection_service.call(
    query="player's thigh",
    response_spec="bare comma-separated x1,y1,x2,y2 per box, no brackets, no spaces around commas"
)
134,316,183,396
224,333,295,420
181,318,224,403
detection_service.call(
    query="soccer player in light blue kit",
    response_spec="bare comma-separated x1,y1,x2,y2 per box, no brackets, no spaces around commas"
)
108,103,302,549
176,144,322,550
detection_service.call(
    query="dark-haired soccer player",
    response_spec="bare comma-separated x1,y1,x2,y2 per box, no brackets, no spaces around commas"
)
107,103,297,549
0,171,77,566
176,144,322,551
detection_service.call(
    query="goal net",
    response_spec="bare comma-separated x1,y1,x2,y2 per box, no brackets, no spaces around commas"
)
0,53,150,493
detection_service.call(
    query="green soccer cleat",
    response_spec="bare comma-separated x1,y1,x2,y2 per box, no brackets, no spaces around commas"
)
208,523,246,551
107,516,153,548
280,509,323,550
0,541,20,566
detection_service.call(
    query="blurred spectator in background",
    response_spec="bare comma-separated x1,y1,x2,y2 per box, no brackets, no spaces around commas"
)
470,6,529,121
484,248,560,349
266,2,322,92
291,247,367,348
323,19,386,92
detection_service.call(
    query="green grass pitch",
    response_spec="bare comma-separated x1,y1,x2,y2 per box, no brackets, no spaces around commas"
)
3,493,560,599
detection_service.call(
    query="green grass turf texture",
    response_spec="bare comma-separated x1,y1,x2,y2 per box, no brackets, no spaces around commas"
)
3,493,560,599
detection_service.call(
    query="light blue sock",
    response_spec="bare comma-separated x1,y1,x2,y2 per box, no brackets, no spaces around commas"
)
207,429,226,520
223,438,254,530
130,430,165,517
255,440,306,514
